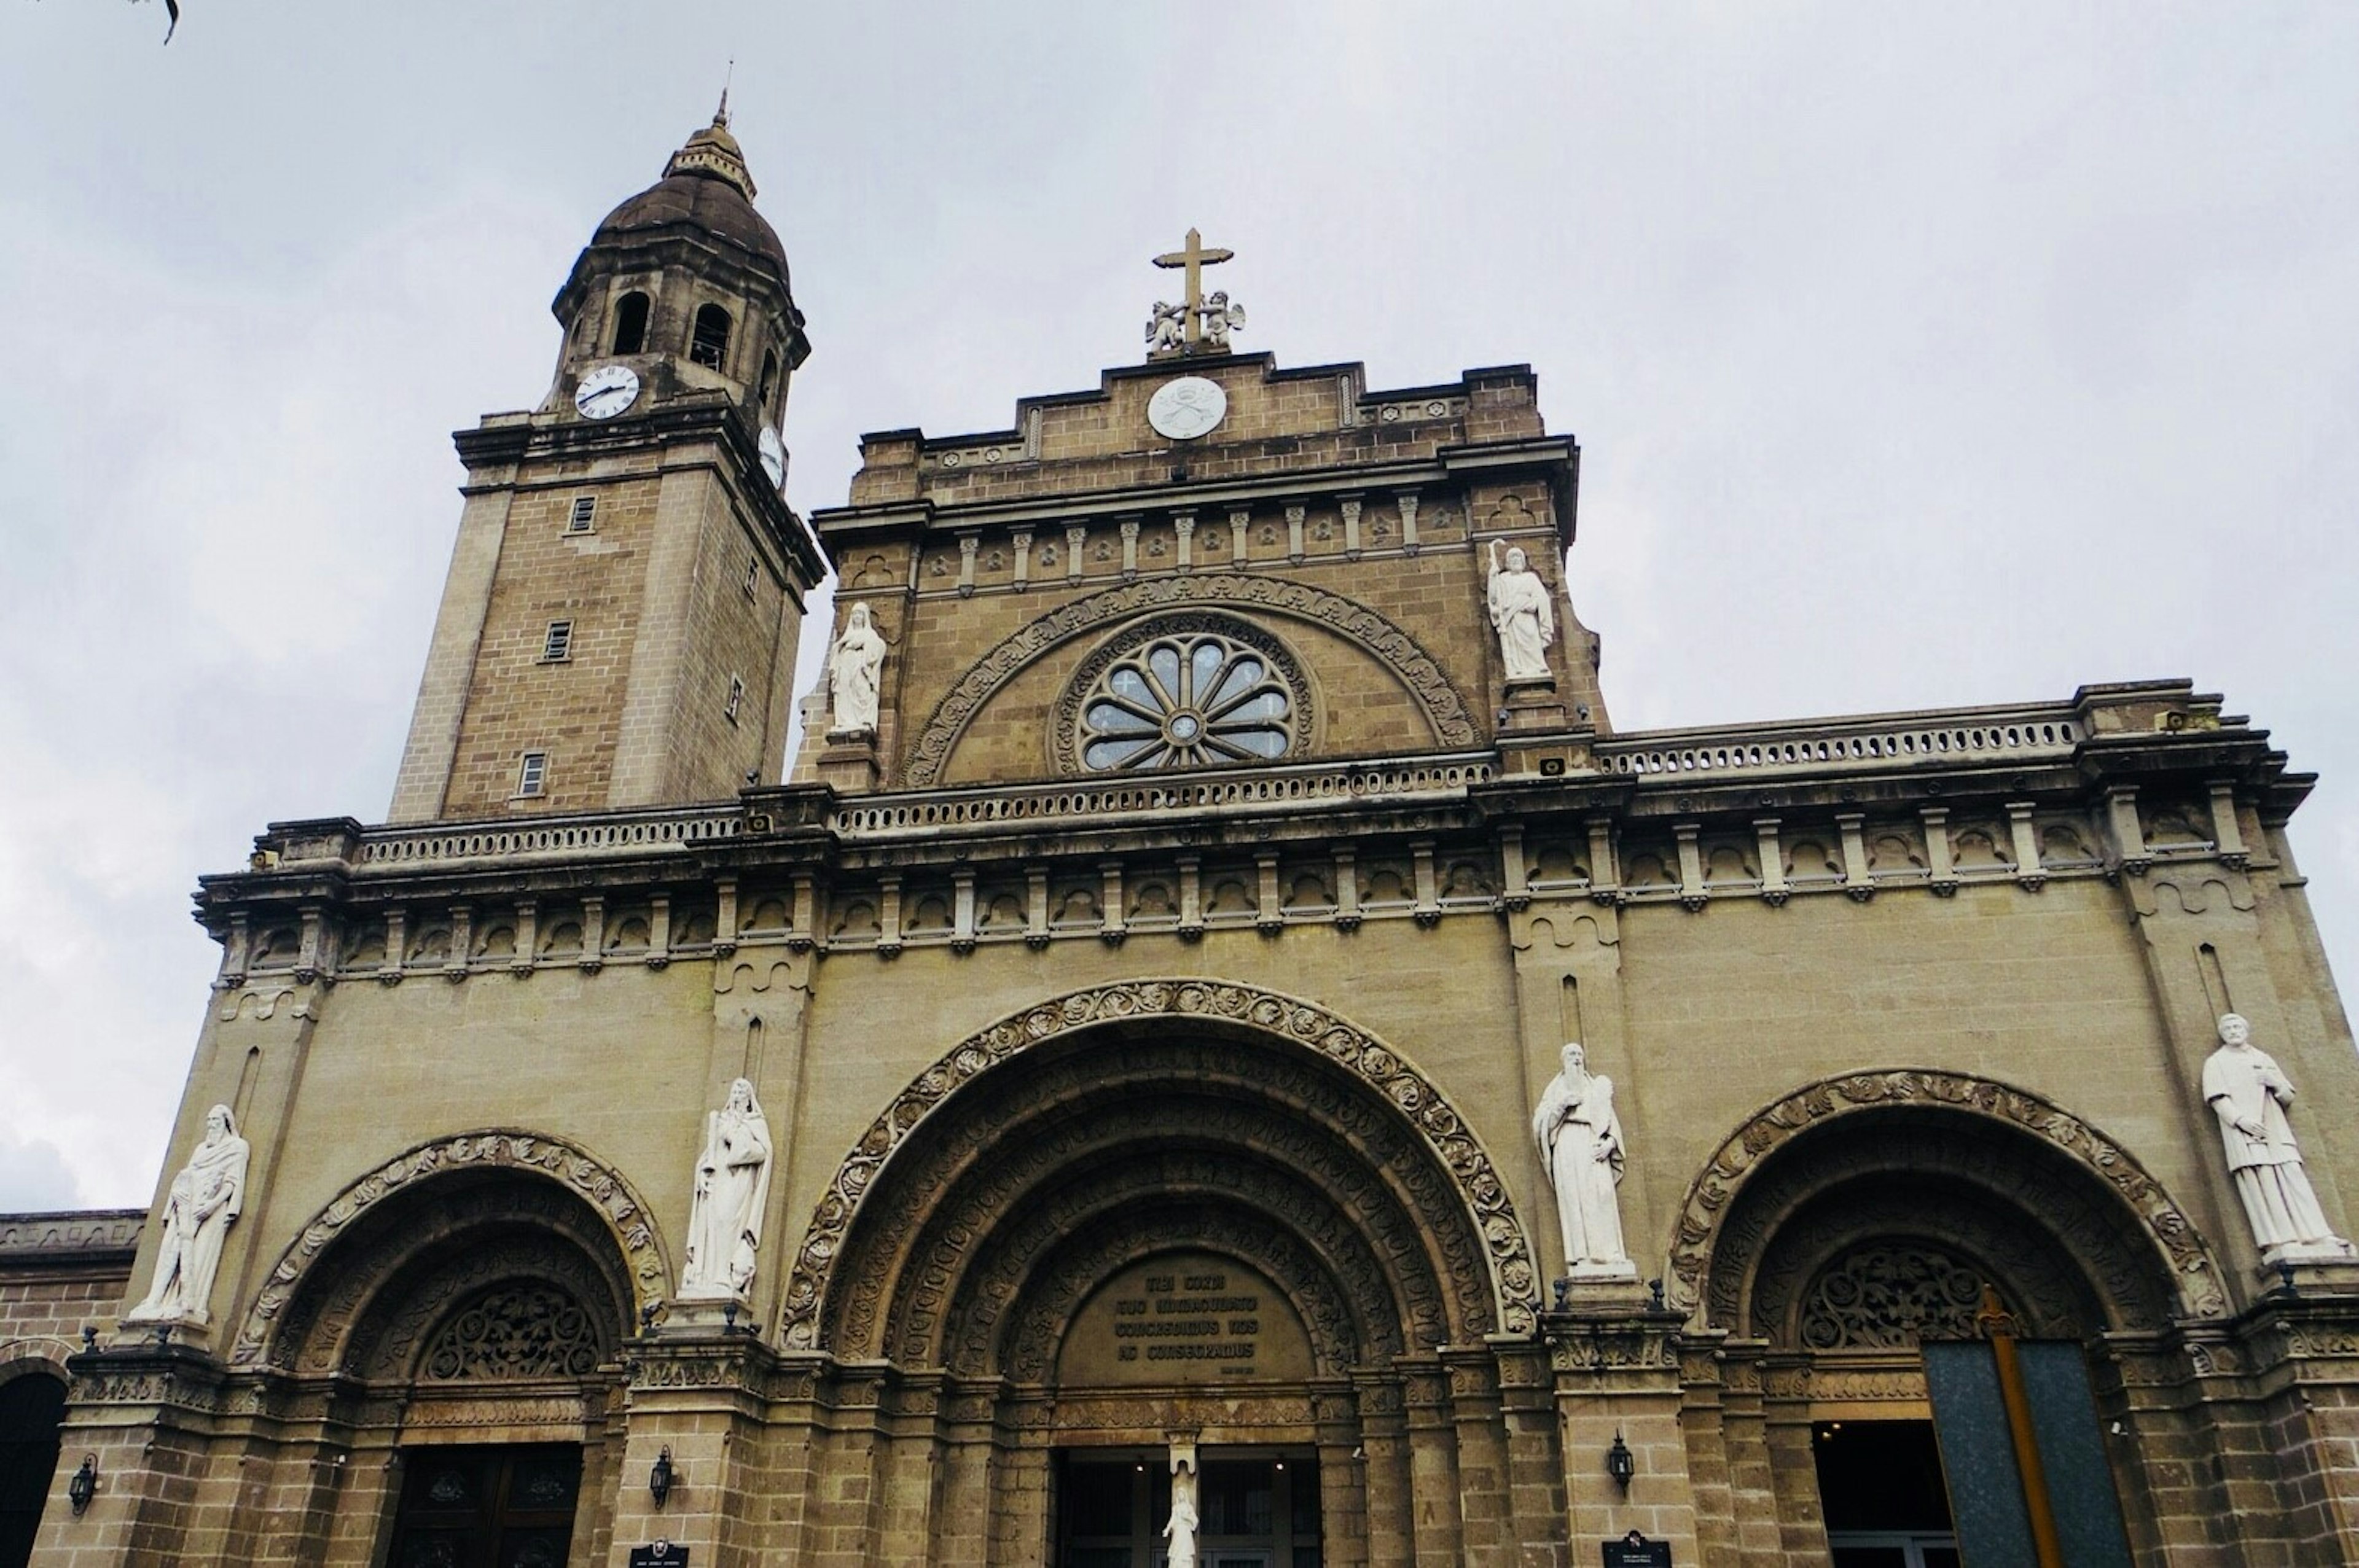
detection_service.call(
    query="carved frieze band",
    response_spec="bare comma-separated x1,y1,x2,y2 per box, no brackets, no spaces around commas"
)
904,574,1479,786
1666,1071,2226,1322
780,980,1540,1349
231,1130,670,1368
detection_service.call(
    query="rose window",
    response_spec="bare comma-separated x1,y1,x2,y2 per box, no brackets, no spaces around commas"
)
1073,627,1301,771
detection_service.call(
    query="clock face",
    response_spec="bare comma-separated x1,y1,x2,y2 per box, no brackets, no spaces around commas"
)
1147,375,1227,441
574,364,640,420
759,426,787,490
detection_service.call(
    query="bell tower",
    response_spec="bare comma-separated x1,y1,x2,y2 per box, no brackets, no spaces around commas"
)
387,104,823,823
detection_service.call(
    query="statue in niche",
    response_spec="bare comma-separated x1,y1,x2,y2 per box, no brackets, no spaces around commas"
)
127,1104,250,1326
1164,1445,1199,1568
1532,1043,1632,1275
679,1078,775,1299
1485,539,1556,684
827,602,886,738
2204,1013,2352,1260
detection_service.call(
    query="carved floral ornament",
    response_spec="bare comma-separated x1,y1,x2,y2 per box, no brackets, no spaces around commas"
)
1665,1070,2228,1324
780,979,1541,1348
232,1130,670,1368
905,574,1477,786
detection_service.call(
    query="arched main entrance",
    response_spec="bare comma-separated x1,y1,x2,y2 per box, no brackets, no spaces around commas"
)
791,980,1549,1566
1671,1072,2223,1565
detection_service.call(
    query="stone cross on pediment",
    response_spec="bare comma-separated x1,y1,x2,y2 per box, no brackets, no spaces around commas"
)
1147,228,1246,357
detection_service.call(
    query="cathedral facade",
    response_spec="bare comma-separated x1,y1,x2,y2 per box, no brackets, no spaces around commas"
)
7,114,2359,1567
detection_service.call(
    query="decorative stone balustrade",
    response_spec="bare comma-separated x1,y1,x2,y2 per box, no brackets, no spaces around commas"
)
356,809,746,867
1598,709,2083,779
827,755,1496,838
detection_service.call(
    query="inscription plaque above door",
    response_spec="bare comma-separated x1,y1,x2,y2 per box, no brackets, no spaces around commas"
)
1055,1251,1314,1386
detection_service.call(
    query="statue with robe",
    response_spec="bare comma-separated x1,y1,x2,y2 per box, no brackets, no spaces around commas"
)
2204,1013,2351,1260
679,1078,775,1298
1532,1042,1630,1273
827,602,886,738
127,1104,250,1327
1164,1448,1199,1568
1486,540,1556,684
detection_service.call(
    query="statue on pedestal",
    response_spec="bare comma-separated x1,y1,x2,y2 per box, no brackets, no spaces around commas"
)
2203,1013,2352,1261
680,1078,775,1299
1533,1042,1631,1274
1486,540,1556,684
127,1104,249,1327
1164,1444,1199,1568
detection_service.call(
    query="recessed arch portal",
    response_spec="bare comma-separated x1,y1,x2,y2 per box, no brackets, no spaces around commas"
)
232,1129,669,1371
1670,1069,2226,1331
783,980,1541,1362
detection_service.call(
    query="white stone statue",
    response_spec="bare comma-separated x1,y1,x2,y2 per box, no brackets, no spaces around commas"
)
127,1104,250,1327
679,1078,775,1299
1199,290,1246,351
1532,1042,1632,1275
2203,1013,2352,1260
827,602,886,738
1146,299,1187,355
1486,540,1556,684
1164,1448,1199,1568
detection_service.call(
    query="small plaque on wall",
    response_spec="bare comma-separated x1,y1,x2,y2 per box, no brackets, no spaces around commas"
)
629,1543,689,1567
1602,1530,1671,1567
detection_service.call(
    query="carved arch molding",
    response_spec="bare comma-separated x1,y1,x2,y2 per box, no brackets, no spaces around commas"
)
1670,1071,2227,1327
782,979,1541,1349
233,1129,669,1368
902,573,1481,786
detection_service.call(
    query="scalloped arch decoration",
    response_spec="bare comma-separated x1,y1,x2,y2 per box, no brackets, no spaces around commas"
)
778,978,1541,1347
230,1128,671,1367
902,573,1479,786
1665,1069,2228,1323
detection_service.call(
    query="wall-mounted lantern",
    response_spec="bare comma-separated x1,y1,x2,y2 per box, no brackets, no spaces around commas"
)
69,1454,98,1515
649,1446,676,1509
1605,1430,1635,1491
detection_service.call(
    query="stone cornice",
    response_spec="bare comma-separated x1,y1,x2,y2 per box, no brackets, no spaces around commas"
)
189,681,2304,963
453,398,826,590
0,1209,144,1262
812,436,1578,549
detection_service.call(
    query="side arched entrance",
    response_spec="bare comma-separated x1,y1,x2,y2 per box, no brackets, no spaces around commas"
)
220,1133,658,1568
1670,1072,2231,1566
790,980,1554,1566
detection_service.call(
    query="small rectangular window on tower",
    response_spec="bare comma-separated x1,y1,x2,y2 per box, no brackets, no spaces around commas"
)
743,553,760,598
541,620,574,663
566,496,597,533
515,751,549,798
725,674,746,725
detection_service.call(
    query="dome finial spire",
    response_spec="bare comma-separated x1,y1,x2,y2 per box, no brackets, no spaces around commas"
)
665,76,756,201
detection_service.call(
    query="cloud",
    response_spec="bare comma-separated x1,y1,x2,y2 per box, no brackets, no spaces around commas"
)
0,1131,86,1214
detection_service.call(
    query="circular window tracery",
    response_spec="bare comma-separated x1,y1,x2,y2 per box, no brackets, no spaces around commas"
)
1060,615,1309,773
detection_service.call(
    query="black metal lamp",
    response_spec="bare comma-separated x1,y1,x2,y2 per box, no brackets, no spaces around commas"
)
1605,1430,1635,1491
649,1446,676,1508
69,1454,98,1515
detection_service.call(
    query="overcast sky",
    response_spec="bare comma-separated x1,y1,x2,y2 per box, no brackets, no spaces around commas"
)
2,3,2353,1211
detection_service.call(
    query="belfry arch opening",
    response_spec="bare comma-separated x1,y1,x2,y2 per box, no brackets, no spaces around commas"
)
610,289,649,355
689,302,731,369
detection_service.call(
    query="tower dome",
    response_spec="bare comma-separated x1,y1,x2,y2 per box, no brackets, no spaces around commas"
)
548,103,811,430
589,111,792,286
